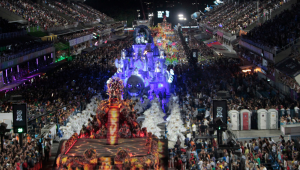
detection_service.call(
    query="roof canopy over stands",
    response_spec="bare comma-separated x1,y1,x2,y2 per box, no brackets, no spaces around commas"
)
275,57,300,78
0,6,27,24
0,35,39,47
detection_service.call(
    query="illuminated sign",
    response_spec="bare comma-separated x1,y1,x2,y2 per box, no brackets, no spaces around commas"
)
213,100,227,126
13,104,27,133
166,11,170,17
17,128,23,133
158,11,170,18
158,11,164,18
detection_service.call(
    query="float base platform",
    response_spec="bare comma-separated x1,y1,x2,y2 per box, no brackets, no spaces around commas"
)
66,138,148,157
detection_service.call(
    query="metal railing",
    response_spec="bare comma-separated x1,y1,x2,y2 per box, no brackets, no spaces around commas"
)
0,44,54,63
0,30,27,40
83,21,99,26
27,102,81,136
47,24,77,32
241,37,300,55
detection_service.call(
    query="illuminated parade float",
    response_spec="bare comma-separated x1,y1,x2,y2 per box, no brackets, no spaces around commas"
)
113,25,177,99
54,25,177,170
55,77,168,170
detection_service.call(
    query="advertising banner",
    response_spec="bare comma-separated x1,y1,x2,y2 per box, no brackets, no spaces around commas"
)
84,35,89,41
69,39,77,46
77,37,83,44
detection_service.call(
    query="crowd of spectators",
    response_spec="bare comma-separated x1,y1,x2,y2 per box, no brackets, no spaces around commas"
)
110,22,124,29
77,2,113,22
0,34,133,125
0,40,53,61
243,2,300,52
95,24,110,32
168,56,300,169
0,34,136,170
0,136,45,170
239,48,275,77
189,34,215,60
48,1,96,24
277,47,300,93
202,0,286,35
61,30,93,41
278,71,300,93
0,0,72,30
162,28,300,169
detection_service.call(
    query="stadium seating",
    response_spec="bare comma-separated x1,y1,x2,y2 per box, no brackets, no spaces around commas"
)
242,2,300,52
201,0,286,35
0,0,72,30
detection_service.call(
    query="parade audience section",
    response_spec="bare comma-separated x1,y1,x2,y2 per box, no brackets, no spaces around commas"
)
0,0,72,30
242,2,300,53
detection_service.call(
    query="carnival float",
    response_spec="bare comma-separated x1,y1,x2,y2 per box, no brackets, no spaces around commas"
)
55,77,168,170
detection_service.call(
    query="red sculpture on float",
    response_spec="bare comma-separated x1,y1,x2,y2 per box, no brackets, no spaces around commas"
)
107,105,119,145
106,78,122,145
55,77,166,170
78,77,146,141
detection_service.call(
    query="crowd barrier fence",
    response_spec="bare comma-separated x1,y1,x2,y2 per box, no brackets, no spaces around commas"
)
27,102,81,137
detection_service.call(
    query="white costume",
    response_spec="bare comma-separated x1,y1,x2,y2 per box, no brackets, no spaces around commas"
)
155,61,161,73
166,104,186,148
142,103,166,139
60,94,101,139
134,99,144,114
115,58,124,73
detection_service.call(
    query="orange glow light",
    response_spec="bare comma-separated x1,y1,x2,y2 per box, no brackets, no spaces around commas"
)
242,69,251,72
107,107,119,145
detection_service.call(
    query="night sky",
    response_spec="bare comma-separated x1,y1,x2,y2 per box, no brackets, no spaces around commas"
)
84,0,215,26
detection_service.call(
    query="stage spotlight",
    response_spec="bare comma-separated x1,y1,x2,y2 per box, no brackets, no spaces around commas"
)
191,12,200,20
191,11,205,20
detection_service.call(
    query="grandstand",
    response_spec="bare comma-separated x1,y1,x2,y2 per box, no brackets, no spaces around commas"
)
1,0,300,169
196,0,300,110
0,0,124,90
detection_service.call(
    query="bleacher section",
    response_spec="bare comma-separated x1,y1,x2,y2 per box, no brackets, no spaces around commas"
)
49,1,97,24
242,2,300,55
201,0,297,38
0,0,116,34
0,0,125,89
0,0,72,30
77,3,113,22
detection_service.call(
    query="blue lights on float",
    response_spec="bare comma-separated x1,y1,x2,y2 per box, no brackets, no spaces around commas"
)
111,25,174,98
